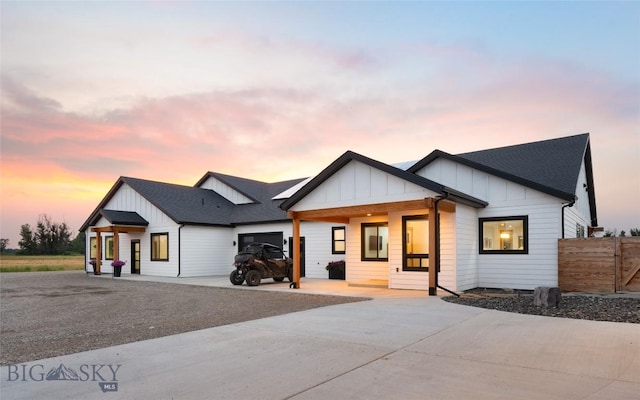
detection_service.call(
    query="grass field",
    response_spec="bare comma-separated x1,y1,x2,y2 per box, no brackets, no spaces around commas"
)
0,254,85,273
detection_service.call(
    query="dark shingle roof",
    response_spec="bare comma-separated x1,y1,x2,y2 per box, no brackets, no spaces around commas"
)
99,210,148,226
457,134,589,198
202,173,308,224
409,133,591,201
80,174,309,232
121,177,236,226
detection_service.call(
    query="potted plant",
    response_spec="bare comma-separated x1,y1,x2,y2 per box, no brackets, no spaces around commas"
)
88,259,97,275
111,260,126,277
326,260,345,280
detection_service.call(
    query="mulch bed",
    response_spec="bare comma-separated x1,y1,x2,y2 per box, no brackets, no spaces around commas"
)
442,288,640,324
0,271,369,365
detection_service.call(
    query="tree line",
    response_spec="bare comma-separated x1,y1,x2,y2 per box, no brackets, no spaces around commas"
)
0,215,85,255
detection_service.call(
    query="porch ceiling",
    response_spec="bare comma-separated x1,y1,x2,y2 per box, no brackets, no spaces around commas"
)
287,198,455,223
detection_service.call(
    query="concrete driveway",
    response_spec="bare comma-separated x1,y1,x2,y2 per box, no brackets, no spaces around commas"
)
2,277,638,399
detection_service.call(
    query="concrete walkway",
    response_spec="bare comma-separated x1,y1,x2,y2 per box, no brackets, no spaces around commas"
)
2,277,639,399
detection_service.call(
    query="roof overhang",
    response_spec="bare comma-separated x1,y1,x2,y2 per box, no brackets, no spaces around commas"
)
288,198,457,223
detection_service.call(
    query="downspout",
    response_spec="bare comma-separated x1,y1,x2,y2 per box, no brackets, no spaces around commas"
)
561,199,575,239
434,193,460,297
177,224,184,277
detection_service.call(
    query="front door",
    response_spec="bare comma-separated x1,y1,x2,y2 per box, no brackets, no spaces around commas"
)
131,240,140,274
289,236,305,277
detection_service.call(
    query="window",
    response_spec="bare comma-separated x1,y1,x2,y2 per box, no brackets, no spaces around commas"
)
480,216,528,254
332,227,346,254
89,237,97,259
105,237,114,260
151,233,169,261
361,223,388,261
403,215,429,271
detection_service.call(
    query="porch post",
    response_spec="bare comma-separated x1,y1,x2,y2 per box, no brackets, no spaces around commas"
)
291,212,301,289
428,204,437,295
113,229,120,262
95,231,102,275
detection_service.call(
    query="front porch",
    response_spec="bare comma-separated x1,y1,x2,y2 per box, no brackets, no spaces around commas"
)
287,197,456,295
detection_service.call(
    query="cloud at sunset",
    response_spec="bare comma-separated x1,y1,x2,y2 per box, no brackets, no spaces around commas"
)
1,1,638,247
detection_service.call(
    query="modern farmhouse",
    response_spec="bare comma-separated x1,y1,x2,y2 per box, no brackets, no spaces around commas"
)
81,133,597,293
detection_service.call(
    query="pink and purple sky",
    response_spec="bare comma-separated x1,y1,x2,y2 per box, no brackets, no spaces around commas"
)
1,1,639,248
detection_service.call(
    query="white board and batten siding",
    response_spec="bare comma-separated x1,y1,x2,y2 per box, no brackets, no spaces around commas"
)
85,183,182,277
196,176,254,204
291,160,434,211
417,158,568,290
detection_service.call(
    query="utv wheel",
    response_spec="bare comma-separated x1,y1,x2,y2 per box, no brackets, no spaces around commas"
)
229,270,244,285
245,270,261,286
273,277,285,282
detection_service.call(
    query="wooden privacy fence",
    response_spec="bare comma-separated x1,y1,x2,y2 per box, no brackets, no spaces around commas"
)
558,237,640,293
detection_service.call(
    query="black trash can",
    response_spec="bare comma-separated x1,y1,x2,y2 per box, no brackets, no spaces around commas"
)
113,265,122,277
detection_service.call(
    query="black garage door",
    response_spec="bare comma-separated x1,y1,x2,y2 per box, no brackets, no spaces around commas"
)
238,232,284,250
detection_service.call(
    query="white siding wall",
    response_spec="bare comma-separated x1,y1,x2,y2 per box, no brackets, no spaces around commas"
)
180,226,234,277
298,222,347,279
388,210,430,290
563,160,592,238
196,176,254,204
417,159,566,290
346,217,389,283
455,206,479,290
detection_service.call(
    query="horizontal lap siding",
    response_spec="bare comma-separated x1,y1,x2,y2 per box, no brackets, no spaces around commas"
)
478,203,560,289
455,206,478,291
299,222,345,279
141,225,180,277
180,226,233,277
347,217,388,283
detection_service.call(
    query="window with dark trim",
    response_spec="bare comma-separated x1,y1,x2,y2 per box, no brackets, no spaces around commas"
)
105,237,114,260
402,215,429,271
90,237,97,259
361,223,388,261
151,233,169,261
479,216,528,254
332,227,346,254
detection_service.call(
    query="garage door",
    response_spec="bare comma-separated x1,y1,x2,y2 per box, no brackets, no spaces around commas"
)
238,232,284,249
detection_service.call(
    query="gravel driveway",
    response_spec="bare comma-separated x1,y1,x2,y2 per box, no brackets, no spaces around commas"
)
0,271,368,365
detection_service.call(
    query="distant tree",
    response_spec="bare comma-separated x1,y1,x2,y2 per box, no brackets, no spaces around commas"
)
70,231,86,254
630,228,640,237
619,230,627,237
603,230,615,237
0,238,8,253
19,215,73,255
18,224,36,255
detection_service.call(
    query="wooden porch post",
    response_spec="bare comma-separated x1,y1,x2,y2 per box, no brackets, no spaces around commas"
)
291,212,301,289
95,231,102,275
113,229,120,262
428,203,437,296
